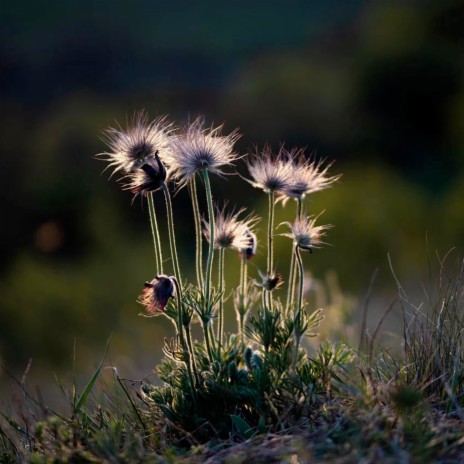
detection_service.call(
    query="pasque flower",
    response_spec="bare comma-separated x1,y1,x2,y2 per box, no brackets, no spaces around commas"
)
203,207,258,251
167,117,241,187
282,215,331,252
99,111,173,176
280,149,340,202
139,275,176,314
245,145,293,193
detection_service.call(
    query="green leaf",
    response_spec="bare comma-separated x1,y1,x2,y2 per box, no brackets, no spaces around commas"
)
73,337,110,417
230,415,255,439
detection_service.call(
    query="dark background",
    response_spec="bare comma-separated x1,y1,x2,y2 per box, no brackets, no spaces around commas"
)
1,0,464,384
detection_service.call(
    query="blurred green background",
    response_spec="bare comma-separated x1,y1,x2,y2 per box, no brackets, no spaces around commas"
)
2,0,464,383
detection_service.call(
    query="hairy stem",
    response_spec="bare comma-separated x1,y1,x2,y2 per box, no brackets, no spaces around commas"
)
203,169,215,305
266,190,275,311
293,244,305,367
172,278,196,403
185,324,199,383
217,247,225,344
189,177,204,289
162,183,182,287
286,198,303,311
147,193,163,274
238,252,247,343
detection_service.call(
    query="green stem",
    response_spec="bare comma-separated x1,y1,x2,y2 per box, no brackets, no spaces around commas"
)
203,169,215,306
266,191,275,311
202,321,214,362
162,183,182,287
172,278,196,403
267,191,275,276
147,193,163,274
190,177,204,289
185,324,199,383
238,252,247,343
286,198,303,311
293,245,305,367
217,247,225,344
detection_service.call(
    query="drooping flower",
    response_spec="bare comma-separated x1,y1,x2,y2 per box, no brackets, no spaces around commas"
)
125,151,167,196
280,149,340,202
98,111,173,176
282,215,332,252
203,207,258,251
138,275,176,314
239,228,258,260
245,145,293,194
167,117,241,187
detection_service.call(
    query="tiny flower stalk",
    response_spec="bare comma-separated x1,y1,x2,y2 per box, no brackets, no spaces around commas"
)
293,244,305,362
266,190,276,310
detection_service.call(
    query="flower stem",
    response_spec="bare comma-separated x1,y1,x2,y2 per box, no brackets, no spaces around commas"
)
286,198,303,311
185,324,199,383
172,278,196,403
293,244,305,367
266,190,275,311
203,169,215,305
238,252,247,343
217,247,225,344
147,193,163,274
202,321,214,362
189,177,204,289
162,183,182,287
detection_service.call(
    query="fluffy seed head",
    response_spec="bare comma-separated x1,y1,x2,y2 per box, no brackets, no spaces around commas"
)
138,275,176,315
245,145,293,193
283,215,331,251
203,207,258,250
280,149,340,202
167,117,241,187
98,111,173,176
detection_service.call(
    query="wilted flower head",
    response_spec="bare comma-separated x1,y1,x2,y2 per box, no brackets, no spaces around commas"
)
282,215,331,252
138,275,175,314
203,207,258,250
239,228,258,260
167,117,241,187
279,149,340,202
245,145,293,193
255,270,284,292
98,111,173,176
125,151,167,197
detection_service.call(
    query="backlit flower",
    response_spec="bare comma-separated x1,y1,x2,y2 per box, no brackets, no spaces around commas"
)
282,215,331,252
167,117,241,187
280,149,340,202
138,275,176,314
245,145,293,193
203,207,258,250
254,270,283,292
98,111,173,176
125,151,167,196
